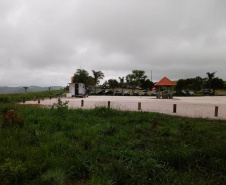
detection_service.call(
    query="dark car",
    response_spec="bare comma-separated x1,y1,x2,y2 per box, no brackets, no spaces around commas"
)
172,91,177,96
133,91,139,96
202,89,214,95
124,91,130,96
105,90,113,95
96,90,105,95
90,89,101,95
115,90,122,95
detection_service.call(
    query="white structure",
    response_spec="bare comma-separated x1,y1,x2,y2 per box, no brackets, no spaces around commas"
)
68,83,87,97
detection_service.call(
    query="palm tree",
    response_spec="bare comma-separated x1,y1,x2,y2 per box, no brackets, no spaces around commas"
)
206,72,216,89
73,69,90,86
118,77,124,95
23,87,28,93
92,70,105,91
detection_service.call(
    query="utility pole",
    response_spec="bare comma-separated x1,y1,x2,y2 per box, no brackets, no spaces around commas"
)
151,70,152,81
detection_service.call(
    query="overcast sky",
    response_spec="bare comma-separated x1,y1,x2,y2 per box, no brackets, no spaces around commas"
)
0,0,226,87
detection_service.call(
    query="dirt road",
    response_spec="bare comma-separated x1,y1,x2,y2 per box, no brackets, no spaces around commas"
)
23,96,226,120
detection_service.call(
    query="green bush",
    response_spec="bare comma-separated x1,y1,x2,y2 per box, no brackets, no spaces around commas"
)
0,96,9,103
0,158,27,185
41,168,66,185
1,110,24,128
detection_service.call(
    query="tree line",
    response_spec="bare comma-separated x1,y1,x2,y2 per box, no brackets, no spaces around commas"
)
72,69,154,91
72,69,225,93
176,72,225,94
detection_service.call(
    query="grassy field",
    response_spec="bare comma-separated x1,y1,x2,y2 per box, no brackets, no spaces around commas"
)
215,90,226,96
0,90,68,103
0,93,226,184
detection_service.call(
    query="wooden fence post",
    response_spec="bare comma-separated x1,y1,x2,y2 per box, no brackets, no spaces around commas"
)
23,97,25,103
108,101,110,108
38,98,40,104
173,104,177,113
138,102,141,110
215,106,218,117
81,100,84,107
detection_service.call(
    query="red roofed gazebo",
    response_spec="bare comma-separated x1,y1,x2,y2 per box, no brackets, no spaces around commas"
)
155,77,176,86
155,77,176,99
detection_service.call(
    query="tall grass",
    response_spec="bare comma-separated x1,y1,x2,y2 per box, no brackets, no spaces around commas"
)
0,100,226,184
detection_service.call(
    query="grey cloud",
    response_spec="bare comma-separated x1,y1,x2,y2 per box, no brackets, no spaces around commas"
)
0,0,226,87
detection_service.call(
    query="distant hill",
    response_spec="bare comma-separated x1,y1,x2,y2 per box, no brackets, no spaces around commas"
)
0,86,64,94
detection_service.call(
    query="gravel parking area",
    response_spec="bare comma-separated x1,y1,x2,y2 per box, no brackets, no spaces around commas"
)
23,96,226,120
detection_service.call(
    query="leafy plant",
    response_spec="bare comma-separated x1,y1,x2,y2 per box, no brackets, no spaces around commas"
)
1,110,24,128
0,96,9,103
41,168,66,185
51,98,69,118
0,158,27,185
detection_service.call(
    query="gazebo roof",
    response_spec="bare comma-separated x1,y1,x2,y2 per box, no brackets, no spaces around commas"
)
155,77,176,86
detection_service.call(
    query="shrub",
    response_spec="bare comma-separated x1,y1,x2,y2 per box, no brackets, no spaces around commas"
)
51,98,69,110
1,110,24,128
0,96,9,103
0,158,27,185
51,98,69,118
41,168,67,185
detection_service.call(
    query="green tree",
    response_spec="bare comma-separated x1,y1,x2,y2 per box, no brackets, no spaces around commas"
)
191,76,203,95
23,87,28,93
126,70,147,91
101,81,108,90
73,69,94,87
92,70,105,90
175,79,186,93
206,72,216,89
108,79,119,95
140,79,154,90
176,77,203,95
212,77,224,93
87,76,95,88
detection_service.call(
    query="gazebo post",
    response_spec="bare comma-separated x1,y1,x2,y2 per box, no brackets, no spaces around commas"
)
157,86,160,98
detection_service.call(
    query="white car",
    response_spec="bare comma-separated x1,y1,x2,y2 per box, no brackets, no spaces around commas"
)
182,90,194,96
124,91,130,96
151,90,157,96
142,90,149,96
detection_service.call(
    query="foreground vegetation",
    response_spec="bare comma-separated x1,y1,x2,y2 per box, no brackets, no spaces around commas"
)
0,97,226,185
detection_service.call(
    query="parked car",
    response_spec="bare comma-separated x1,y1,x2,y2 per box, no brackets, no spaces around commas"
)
172,91,177,96
188,91,194,95
124,91,130,96
115,90,122,95
181,90,194,96
90,89,102,95
90,89,95,95
142,90,149,96
96,90,105,95
105,90,113,95
201,89,214,95
133,91,139,96
151,90,157,96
